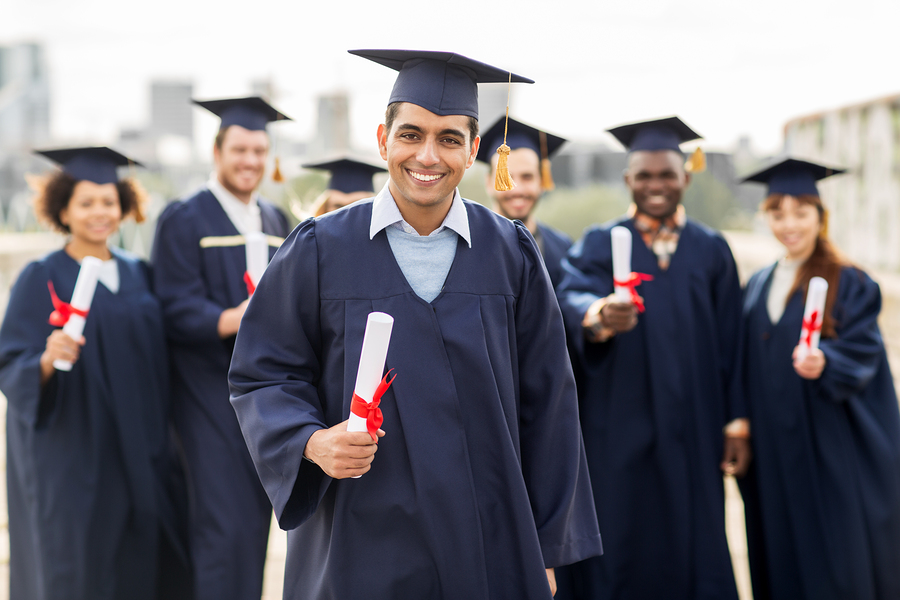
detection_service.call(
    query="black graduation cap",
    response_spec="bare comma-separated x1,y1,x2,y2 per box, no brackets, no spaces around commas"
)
302,156,387,194
348,49,533,119
35,146,141,185
476,116,566,164
607,116,702,153
192,96,292,131
741,157,846,197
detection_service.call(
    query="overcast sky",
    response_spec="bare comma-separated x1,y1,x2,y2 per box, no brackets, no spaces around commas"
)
3,0,898,158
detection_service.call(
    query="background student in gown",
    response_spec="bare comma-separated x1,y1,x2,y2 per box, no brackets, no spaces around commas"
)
555,116,748,600
0,147,191,600
477,115,571,289
151,97,291,600
304,155,387,216
228,49,602,600
738,158,900,600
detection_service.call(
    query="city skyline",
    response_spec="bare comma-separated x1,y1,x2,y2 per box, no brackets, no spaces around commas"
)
2,0,899,159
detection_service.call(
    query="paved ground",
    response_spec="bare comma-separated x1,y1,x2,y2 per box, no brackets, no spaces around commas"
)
5,228,900,600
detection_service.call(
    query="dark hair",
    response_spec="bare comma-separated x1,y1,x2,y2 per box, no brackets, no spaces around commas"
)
33,170,147,233
214,126,229,150
384,102,479,147
763,193,849,338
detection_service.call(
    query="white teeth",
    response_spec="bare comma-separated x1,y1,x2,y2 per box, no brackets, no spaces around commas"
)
409,170,442,182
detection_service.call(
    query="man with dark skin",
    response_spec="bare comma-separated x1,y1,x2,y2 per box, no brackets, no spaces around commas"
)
556,117,749,600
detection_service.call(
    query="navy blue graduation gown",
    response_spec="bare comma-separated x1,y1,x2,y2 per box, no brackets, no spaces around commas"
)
738,265,900,600
150,188,289,600
0,248,187,600
555,216,742,600
536,222,573,290
228,199,602,600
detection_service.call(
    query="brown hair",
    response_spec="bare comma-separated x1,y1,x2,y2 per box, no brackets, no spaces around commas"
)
32,171,148,233
763,193,849,338
384,102,479,147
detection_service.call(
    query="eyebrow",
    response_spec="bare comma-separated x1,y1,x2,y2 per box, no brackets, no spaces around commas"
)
395,123,467,140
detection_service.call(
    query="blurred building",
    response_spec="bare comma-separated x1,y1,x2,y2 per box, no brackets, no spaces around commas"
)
310,91,351,158
0,42,50,150
0,42,51,229
785,93,900,271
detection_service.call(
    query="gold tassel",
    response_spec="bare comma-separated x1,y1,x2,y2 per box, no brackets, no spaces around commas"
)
495,143,515,191
494,72,516,192
539,131,555,190
272,157,284,182
684,147,706,173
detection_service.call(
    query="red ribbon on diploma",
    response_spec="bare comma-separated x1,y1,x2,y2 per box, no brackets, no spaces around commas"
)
47,281,88,327
802,310,821,348
613,272,654,313
243,271,256,297
350,369,396,441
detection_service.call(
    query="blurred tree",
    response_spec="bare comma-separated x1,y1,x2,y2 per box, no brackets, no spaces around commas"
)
534,185,631,240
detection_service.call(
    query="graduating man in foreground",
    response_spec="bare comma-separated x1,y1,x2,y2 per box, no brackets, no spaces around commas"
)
228,49,602,600
555,117,748,600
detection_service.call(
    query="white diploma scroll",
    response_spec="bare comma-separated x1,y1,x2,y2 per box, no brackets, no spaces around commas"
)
797,276,828,360
54,256,103,372
347,312,394,477
244,231,269,290
611,226,633,302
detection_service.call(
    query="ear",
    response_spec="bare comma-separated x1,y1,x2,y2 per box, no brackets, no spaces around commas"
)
377,124,388,160
683,171,692,188
59,206,69,226
212,141,221,168
466,135,480,169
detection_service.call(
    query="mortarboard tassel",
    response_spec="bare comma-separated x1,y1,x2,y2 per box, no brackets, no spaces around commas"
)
494,72,516,192
539,130,555,191
684,147,706,173
272,156,284,182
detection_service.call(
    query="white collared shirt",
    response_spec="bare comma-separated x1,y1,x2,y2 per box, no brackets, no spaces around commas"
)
369,182,472,248
207,174,262,235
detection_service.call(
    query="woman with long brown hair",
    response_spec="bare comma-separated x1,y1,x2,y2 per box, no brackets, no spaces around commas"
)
738,158,900,600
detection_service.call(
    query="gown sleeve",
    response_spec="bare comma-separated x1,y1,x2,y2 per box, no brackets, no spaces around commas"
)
0,261,60,427
228,219,330,530
711,235,745,421
556,230,612,357
151,202,224,344
815,268,885,403
514,224,603,567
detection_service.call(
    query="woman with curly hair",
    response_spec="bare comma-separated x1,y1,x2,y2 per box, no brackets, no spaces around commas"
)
0,147,190,600
738,158,900,600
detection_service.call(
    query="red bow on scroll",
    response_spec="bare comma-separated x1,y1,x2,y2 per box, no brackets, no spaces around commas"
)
613,272,654,313
350,369,397,441
47,281,88,327
243,271,256,297
802,310,821,348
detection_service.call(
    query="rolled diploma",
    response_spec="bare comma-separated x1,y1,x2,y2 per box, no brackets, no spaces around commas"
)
245,231,269,289
611,226,633,302
797,276,828,360
54,256,103,371
348,312,394,432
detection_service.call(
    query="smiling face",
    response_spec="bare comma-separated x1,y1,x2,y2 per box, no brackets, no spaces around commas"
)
487,147,542,222
377,102,479,212
766,194,822,261
625,150,691,219
214,125,269,202
60,180,122,245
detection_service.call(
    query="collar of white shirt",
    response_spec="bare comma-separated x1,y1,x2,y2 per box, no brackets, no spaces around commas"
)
368,181,472,248
207,174,262,235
